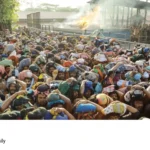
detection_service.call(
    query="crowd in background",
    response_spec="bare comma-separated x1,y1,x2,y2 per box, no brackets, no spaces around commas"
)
131,24,150,43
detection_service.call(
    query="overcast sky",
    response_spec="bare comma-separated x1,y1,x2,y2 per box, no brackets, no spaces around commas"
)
20,0,90,10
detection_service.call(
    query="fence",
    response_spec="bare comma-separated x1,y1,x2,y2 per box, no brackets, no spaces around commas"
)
28,26,150,50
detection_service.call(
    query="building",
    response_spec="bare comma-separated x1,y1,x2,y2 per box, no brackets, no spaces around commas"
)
87,0,150,28
18,11,76,26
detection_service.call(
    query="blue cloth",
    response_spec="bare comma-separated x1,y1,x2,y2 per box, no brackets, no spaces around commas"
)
47,100,65,109
75,104,96,113
44,112,68,120
144,47,150,53
94,82,102,94
56,65,66,72
69,65,76,72
134,73,141,81
84,81,94,93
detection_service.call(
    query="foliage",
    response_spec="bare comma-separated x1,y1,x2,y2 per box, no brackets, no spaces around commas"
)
24,3,79,12
0,0,20,23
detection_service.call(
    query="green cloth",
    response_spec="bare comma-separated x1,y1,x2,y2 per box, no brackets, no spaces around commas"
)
72,84,80,91
58,81,70,95
131,54,145,62
0,59,13,67
47,93,60,102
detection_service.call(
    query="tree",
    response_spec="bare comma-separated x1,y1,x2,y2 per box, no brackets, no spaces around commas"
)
0,0,20,32
24,3,79,12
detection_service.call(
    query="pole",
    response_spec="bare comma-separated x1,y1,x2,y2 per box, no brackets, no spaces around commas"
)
122,6,125,27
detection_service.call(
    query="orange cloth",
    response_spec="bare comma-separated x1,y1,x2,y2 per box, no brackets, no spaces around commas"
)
63,61,73,67
8,56,19,66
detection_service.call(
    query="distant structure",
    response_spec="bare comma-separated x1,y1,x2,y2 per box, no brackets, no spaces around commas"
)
87,0,150,28
18,11,76,27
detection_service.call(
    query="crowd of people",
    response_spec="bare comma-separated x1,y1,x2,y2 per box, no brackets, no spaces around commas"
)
0,26,149,120
131,24,150,43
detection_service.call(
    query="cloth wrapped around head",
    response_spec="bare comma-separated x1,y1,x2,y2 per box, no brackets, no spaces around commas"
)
46,93,65,109
103,102,127,116
96,94,113,107
18,70,33,81
34,84,50,97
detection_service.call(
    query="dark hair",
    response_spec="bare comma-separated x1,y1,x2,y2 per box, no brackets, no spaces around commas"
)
27,107,47,120
103,113,120,120
144,104,150,118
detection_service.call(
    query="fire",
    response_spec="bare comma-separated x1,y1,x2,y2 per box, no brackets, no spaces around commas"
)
77,6,100,30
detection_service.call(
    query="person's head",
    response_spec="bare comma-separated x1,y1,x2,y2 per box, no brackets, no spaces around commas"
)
84,89,93,99
37,93,47,107
103,113,120,120
132,99,144,112
29,64,40,76
35,84,50,107
96,93,113,108
73,90,79,99
5,66,10,74
131,89,144,112
27,107,47,120
35,56,46,70
144,104,150,118
69,71,77,78
11,95,33,111
49,66,55,74
84,81,94,99
73,102,98,120
9,83,18,94
69,65,78,78
24,78,32,88
108,70,115,78
109,91,119,101
46,61,56,75
57,72,65,80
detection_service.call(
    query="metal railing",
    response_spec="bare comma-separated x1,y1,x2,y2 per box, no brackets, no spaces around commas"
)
28,26,150,50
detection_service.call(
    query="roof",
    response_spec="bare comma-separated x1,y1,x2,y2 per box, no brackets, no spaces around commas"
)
88,0,150,9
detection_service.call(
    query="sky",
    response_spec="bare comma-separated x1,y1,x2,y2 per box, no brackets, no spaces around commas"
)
20,0,90,10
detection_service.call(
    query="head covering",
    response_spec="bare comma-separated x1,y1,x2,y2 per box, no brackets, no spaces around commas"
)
76,44,85,51
47,100,65,109
143,47,150,53
5,44,15,53
94,53,107,62
56,65,66,72
34,84,50,96
103,102,127,116
18,58,31,72
75,103,96,113
102,85,115,93
0,59,13,67
134,73,141,81
18,70,33,81
6,76,16,88
143,72,149,79
69,65,77,72
11,95,32,110
0,111,21,120
58,81,70,95
45,109,68,120
8,55,18,66
29,64,39,72
63,61,73,67
84,81,94,93
96,94,112,106
117,80,132,87
27,107,48,120
47,93,60,102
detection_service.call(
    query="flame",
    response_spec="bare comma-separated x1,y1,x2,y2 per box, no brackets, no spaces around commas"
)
76,6,100,30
